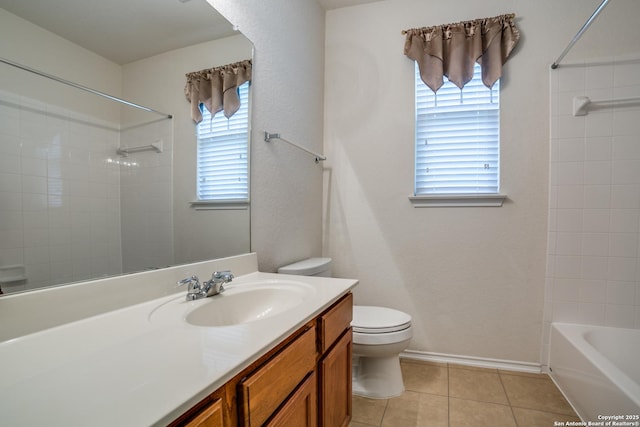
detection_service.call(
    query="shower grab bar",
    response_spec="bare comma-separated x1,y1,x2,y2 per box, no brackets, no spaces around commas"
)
264,131,326,163
573,95,640,116
550,0,610,69
117,140,163,156
0,57,173,119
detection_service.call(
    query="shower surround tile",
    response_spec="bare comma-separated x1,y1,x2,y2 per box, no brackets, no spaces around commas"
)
0,91,122,292
544,54,640,364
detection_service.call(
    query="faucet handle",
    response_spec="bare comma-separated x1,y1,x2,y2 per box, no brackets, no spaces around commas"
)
204,271,233,296
177,275,201,292
212,271,234,282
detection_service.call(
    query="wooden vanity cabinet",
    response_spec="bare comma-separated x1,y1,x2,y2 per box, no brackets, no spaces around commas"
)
238,327,317,427
170,292,353,427
317,293,353,427
170,382,237,427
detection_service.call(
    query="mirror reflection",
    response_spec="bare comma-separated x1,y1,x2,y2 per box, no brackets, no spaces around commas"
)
0,0,253,294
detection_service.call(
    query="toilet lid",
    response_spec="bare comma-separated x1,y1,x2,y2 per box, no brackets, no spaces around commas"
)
352,306,412,334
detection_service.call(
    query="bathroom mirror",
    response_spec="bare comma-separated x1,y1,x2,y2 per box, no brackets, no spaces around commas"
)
0,0,253,294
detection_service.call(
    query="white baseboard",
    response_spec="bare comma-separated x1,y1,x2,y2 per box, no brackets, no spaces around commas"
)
401,349,542,374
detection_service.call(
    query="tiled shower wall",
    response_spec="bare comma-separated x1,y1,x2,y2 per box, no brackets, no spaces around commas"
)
543,55,640,361
0,90,122,292
119,119,173,274
0,90,174,293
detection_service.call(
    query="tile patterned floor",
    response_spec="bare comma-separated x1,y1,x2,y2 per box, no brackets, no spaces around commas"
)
350,359,581,427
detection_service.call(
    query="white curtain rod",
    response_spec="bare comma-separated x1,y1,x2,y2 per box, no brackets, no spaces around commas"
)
264,132,326,163
551,0,610,69
0,57,173,119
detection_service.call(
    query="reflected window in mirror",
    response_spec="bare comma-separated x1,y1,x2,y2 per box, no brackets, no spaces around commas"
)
196,82,250,205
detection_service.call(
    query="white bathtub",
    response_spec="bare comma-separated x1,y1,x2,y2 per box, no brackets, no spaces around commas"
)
549,323,640,421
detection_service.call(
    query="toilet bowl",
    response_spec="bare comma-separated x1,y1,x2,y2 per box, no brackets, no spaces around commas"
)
351,305,412,398
278,258,413,399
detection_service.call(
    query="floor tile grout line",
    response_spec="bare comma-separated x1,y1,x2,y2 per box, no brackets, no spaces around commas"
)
379,398,389,427
447,363,451,427
449,396,515,407
498,370,520,426
353,361,578,427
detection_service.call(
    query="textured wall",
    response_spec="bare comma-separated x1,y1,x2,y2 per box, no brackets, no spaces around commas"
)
208,0,640,364
323,0,640,364
208,0,326,272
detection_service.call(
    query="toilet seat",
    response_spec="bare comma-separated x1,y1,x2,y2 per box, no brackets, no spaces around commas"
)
353,326,413,346
352,306,412,334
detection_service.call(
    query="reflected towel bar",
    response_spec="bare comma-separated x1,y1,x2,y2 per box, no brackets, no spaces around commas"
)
264,132,326,163
117,140,163,156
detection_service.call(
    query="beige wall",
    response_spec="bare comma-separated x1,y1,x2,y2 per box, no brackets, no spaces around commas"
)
323,0,640,363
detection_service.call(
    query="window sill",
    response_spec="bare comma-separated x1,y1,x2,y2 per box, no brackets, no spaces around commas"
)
409,194,507,207
189,200,249,210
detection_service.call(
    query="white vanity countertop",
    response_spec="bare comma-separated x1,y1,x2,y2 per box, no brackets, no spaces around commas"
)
0,271,358,426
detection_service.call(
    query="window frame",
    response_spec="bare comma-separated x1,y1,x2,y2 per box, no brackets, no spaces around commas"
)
410,64,506,208
190,82,250,211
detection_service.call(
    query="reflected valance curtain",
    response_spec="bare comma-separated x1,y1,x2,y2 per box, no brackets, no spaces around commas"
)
185,59,252,123
403,14,520,92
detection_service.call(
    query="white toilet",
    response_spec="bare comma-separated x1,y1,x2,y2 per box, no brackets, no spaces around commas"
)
278,258,413,399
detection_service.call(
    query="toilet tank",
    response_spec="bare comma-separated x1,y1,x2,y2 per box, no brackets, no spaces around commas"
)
278,258,332,277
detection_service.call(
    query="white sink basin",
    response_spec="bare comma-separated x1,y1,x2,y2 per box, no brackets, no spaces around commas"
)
149,279,316,327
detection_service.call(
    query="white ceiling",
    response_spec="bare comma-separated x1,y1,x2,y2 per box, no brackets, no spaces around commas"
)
0,0,384,65
0,0,236,65
317,0,384,10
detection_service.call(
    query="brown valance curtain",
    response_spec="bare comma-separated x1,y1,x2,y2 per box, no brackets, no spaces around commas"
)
403,14,520,92
185,59,252,123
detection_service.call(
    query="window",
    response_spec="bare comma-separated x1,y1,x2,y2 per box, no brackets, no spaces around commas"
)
412,63,505,207
194,82,249,207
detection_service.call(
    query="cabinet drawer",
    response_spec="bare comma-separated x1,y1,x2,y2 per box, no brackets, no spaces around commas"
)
239,327,316,427
318,293,353,353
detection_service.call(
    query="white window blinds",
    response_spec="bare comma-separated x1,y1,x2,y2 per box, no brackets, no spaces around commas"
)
196,82,249,201
415,63,500,195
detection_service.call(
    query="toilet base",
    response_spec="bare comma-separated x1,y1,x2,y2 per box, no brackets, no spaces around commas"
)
352,354,405,399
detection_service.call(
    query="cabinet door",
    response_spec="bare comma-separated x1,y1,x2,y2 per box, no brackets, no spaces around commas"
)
319,328,352,427
265,372,317,427
239,327,316,427
184,398,224,427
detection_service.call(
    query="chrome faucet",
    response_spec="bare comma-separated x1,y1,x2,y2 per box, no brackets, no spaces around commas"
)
177,275,203,301
177,271,234,301
203,270,234,297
